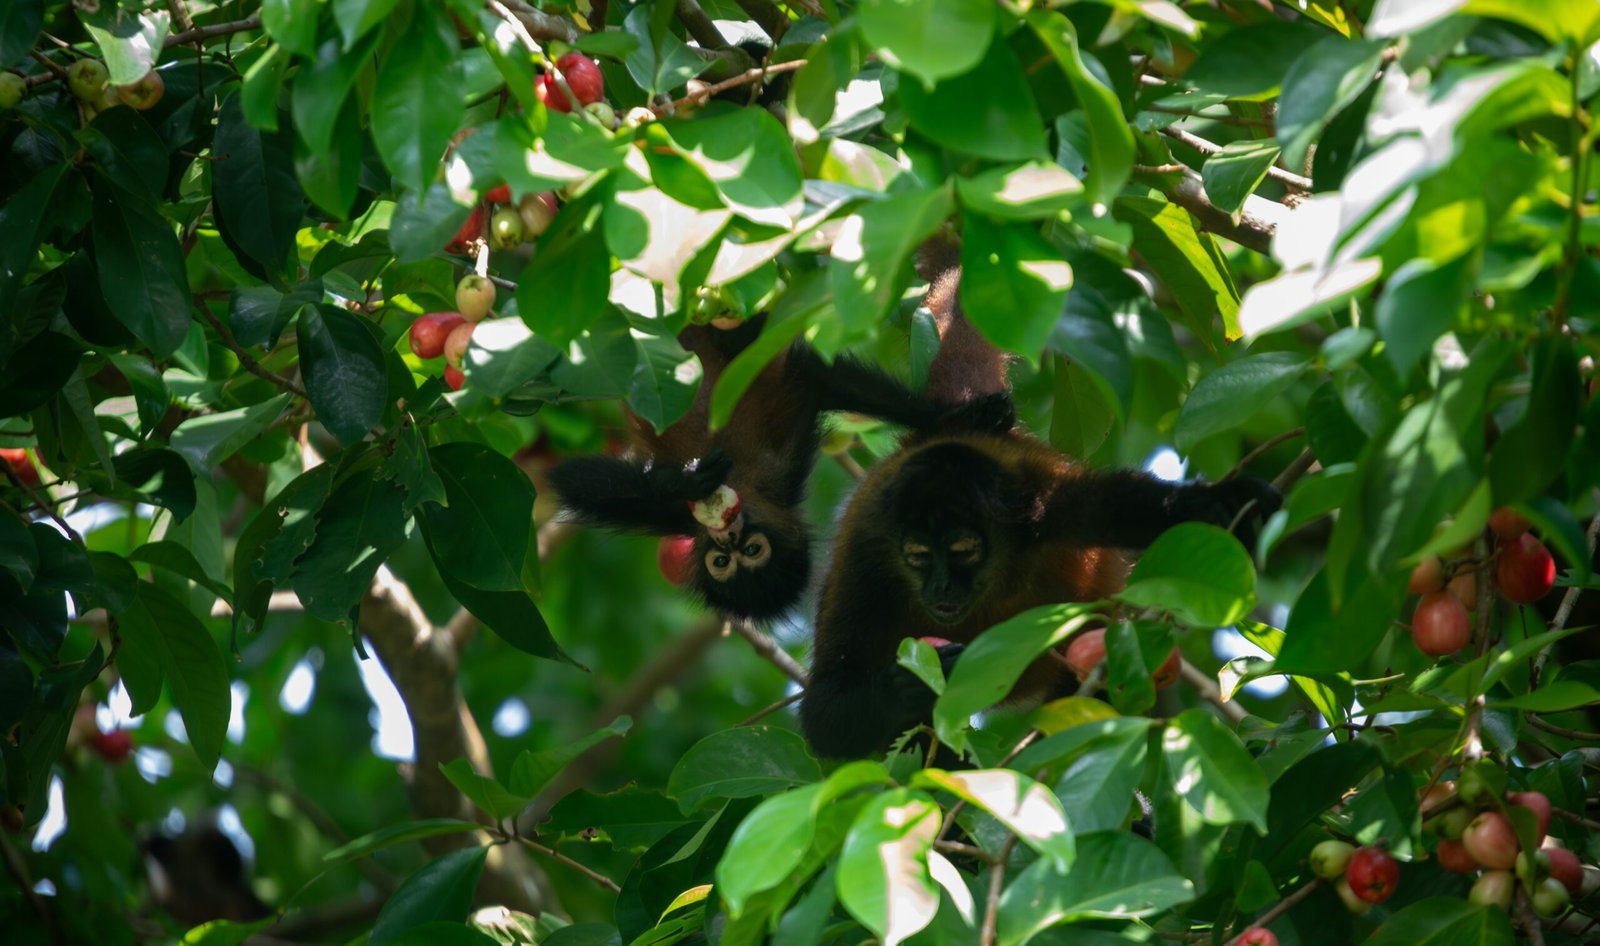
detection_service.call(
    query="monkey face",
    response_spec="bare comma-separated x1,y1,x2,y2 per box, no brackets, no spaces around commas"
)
899,526,988,625
693,518,810,621
703,530,773,581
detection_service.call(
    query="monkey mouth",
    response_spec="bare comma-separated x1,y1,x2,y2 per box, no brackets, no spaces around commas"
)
929,603,965,624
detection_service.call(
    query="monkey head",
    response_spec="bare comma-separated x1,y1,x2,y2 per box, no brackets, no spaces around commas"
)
884,442,1011,626
690,501,811,621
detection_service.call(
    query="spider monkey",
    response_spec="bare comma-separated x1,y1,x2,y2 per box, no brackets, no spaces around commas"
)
545,317,963,623
799,257,1282,760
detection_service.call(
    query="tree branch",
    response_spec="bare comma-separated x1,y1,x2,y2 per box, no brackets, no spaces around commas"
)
198,304,309,400
490,0,582,43
1226,878,1322,945
1180,658,1248,724
512,836,621,892
675,0,727,50
1159,168,1287,256
1532,496,1600,686
653,59,806,115
724,620,808,684
165,13,261,47
1160,125,1313,191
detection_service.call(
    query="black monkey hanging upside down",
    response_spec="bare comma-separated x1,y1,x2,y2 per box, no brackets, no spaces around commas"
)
799,266,1281,760
545,318,966,623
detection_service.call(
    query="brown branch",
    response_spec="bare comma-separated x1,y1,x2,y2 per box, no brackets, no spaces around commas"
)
197,304,309,399
1225,878,1322,945
1221,428,1306,482
1516,884,1548,946
980,834,1021,946
1162,169,1285,256
1532,497,1600,686
1134,163,1190,175
729,0,789,40
738,691,803,726
487,0,582,43
832,451,866,482
165,12,262,47
1553,806,1600,831
164,0,197,36
512,836,621,892
724,620,808,684
653,59,806,115
1528,714,1600,742
1179,658,1248,724
675,0,728,50
2,465,84,545
1160,126,1313,191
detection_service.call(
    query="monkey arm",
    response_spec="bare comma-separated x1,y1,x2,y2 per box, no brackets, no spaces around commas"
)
546,453,727,535
802,351,949,430
800,657,934,759
1041,468,1282,549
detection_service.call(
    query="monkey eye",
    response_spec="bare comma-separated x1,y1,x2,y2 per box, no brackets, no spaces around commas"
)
737,534,771,568
902,540,931,567
949,535,983,560
705,549,736,581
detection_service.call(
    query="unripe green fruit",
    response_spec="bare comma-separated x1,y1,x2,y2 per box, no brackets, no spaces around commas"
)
1434,806,1473,840
586,100,617,129
1457,760,1501,808
0,73,25,111
455,274,495,323
1309,840,1355,880
1333,879,1373,915
66,59,109,102
1517,849,1550,888
517,193,558,238
490,208,524,249
1532,876,1570,917
1468,870,1513,911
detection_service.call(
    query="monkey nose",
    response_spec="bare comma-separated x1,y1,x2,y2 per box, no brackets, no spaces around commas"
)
709,512,745,543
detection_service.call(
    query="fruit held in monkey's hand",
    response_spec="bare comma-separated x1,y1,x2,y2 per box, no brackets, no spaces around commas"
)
1333,879,1373,915
1463,811,1519,869
518,193,558,238
1497,533,1555,604
2,447,40,487
1309,839,1355,879
691,484,742,530
1469,870,1513,910
116,70,164,110
1411,591,1470,655
918,636,952,647
484,184,512,204
1064,629,1106,682
1544,846,1583,893
446,205,486,254
657,536,696,586
87,728,133,764
1408,554,1445,594
444,365,465,391
1237,930,1276,946
444,321,476,369
1533,876,1570,917
1508,790,1551,843
1152,647,1181,688
538,53,604,112
1435,839,1478,873
67,60,109,101
409,312,464,359
1488,507,1530,540
490,208,524,249
0,73,26,110
455,275,495,322
1345,847,1399,903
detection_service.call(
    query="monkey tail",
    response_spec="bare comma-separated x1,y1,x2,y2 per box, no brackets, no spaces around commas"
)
914,232,961,282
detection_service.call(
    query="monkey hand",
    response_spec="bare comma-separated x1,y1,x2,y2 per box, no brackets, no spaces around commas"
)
1176,476,1283,546
890,641,966,717
653,448,733,500
938,393,1016,435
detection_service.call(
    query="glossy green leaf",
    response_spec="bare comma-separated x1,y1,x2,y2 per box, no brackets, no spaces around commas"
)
959,216,1072,361
837,789,941,946
717,783,826,915
1175,353,1309,452
333,0,403,48
1027,12,1134,207
1359,897,1513,946
666,726,821,813
1489,336,1581,506
294,96,364,217
297,305,386,447
1374,254,1473,377
899,41,1047,162
0,0,43,69
1183,21,1327,99
916,768,1074,870
213,92,303,278
79,106,168,202
1277,36,1386,171
289,474,409,623
169,394,293,471
1117,524,1256,628
508,716,631,799
518,203,614,345
1275,565,1401,674
996,832,1193,946
0,331,82,420
1200,140,1280,218
372,9,463,193
858,0,993,88
957,162,1082,221
1115,196,1241,343
116,583,231,771
439,758,529,823
420,443,533,592
90,181,192,358
0,166,66,319
130,541,234,606
1161,709,1269,831
369,847,490,946
291,29,381,158
830,184,953,332
260,0,319,56
80,5,169,85
663,109,804,228
493,109,631,194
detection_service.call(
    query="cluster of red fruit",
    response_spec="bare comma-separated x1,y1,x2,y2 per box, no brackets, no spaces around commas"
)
62,59,164,115
445,183,560,256
1423,769,1581,917
535,52,608,121
1309,841,1400,914
1407,507,1556,656
1063,627,1181,689
408,271,516,391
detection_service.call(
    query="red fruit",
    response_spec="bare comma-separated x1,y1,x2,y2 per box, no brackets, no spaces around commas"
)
1345,847,1399,903
1508,791,1551,843
1,448,40,487
443,321,476,369
116,70,164,110
444,365,465,391
657,535,696,585
539,53,603,112
1435,839,1479,873
1237,930,1277,946
1152,647,1181,689
1412,591,1470,656
1420,779,1457,814
445,204,487,254
1408,554,1445,594
918,636,952,647
518,192,559,238
88,728,133,764
1064,629,1107,681
484,184,512,204
1497,533,1555,604
1544,846,1582,893
1463,811,1520,869
1446,569,1477,608
1488,507,1530,540
409,312,465,359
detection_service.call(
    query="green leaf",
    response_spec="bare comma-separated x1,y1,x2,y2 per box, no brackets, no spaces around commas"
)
899,41,1048,162
996,832,1194,946
439,759,530,823
241,43,290,131
430,563,574,664
1175,353,1309,452
168,391,292,471
1258,740,1380,858
0,166,68,321
1489,680,1600,712
324,818,483,862
1117,524,1256,628
1026,719,1151,834
1048,354,1116,459
0,331,82,420
837,789,941,946
382,922,503,946
116,583,231,771
934,604,1097,752
662,109,804,229
333,0,404,47
107,354,169,436
915,768,1074,870
290,475,409,623
858,0,994,88
830,184,953,332
896,638,949,697
1277,36,1387,171
493,110,631,194
956,162,1083,221
666,726,822,813
1374,254,1473,378
622,325,699,433
1358,897,1513,946
543,788,690,850
291,29,382,158
0,0,43,69
508,716,631,799
1183,21,1328,99
1026,12,1135,207
297,305,386,447
1275,565,1401,674
79,106,168,203
260,0,319,57
212,93,303,278
709,314,811,431
80,4,169,85
517,204,614,345
959,216,1073,362
717,783,826,915
420,443,533,592
294,96,364,217
369,847,490,946
459,318,563,399
1200,140,1280,218
1115,196,1240,343
90,181,193,358
1161,709,1270,832
130,541,234,606
372,9,463,193
1489,336,1581,506
0,510,39,591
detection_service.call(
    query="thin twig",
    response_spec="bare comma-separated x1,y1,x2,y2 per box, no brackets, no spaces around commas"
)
1553,806,1600,831
1225,878,1322,945
197,304,309,399
1134,163,1190,175
165,13,262,47
1221,428,1306,482
1527,714,1600,741
512,836,622,892
2,465,84,545
486,0,582,43
653,59,806,115
28,49,69,79
723,621,808,684
933,839,996,864
832,451,866,481
164,0,197,35
1180,658,1248,724
980,835,1021,946
738,691,803,726
1160,126,1313,191
1516,884,1548,946
1532,498,1600,687
1146,105,1271,127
